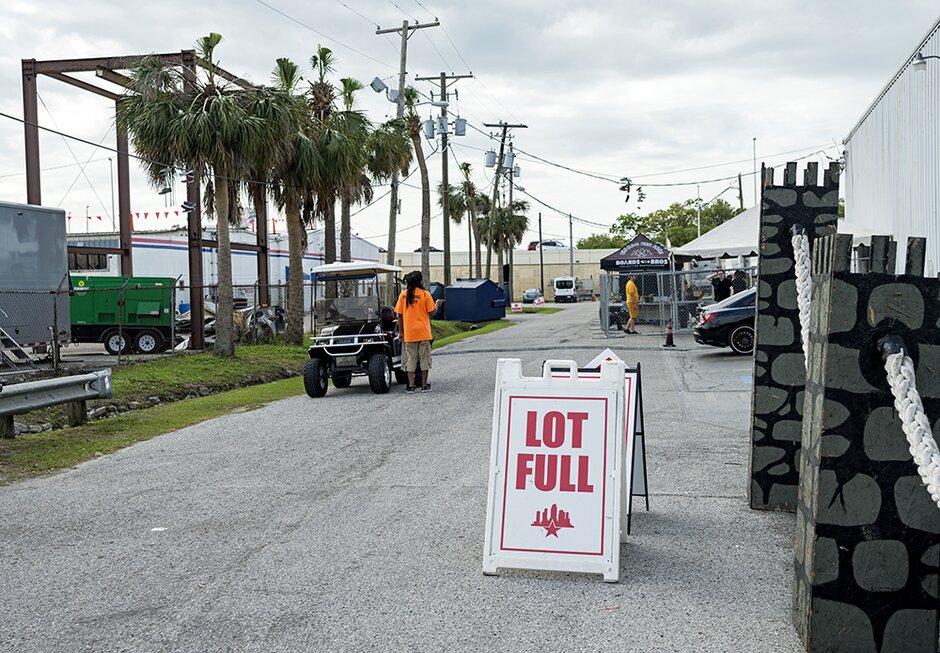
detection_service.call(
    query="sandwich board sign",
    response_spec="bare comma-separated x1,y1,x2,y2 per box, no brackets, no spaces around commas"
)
510,302,523,313
586,348,648,512
482,358,626,582
549,351,644,535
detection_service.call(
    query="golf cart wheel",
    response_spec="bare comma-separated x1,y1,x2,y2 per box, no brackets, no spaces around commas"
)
134,329,163,354
304,359,328,398
103,330,131,355
367,353,391,394
729,325,755,355
393,369,408,385
332,372,352,388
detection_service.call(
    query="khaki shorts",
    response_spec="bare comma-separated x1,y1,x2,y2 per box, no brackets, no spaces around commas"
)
404,340,432,372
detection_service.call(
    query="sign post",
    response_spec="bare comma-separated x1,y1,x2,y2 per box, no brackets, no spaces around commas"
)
482,358,626,582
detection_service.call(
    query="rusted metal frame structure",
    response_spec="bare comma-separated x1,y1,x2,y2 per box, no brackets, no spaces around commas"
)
21,50,272,349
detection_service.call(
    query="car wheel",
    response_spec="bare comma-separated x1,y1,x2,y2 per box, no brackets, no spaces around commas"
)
729,325,755,355
103,330,130,355
332,372,352,388
304,359,328,397
134,329,163,354
367,353,391,394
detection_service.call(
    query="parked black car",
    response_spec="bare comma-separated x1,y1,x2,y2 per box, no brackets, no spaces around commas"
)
692,287,756,355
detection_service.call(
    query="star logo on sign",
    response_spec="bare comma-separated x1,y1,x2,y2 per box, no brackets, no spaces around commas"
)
531,503,574,538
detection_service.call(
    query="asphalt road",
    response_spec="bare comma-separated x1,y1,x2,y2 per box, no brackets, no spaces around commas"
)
0,303,802,652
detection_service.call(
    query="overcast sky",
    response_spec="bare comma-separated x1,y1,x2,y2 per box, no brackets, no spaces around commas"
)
1,1,937,250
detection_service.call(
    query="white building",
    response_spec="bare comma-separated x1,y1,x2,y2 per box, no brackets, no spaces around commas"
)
843,15,940,275
68,227,381,311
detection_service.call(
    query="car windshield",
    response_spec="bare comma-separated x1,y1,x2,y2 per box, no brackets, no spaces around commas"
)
315,296,380,324
555,280,574,289
709,287,756,310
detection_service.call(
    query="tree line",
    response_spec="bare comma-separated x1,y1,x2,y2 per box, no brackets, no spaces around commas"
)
118,33,529,356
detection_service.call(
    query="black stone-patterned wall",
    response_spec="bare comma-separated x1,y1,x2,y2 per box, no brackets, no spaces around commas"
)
793,234,940,653
749,162,840,511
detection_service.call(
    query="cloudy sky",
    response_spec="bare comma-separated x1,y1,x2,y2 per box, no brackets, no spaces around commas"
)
1,1,937,251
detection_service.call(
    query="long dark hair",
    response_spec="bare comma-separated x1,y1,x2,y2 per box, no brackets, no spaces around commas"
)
405,271,423,306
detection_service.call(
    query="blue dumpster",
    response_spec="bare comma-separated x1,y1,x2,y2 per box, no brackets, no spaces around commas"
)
428,282,446,320
444,278,507,322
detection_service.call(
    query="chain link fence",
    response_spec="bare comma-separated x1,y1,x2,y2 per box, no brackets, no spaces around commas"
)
0,280,338,373
598,267,757,337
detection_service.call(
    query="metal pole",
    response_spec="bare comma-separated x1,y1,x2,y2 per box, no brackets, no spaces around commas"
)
752,137,757,207
22,59,41,205
439,72,451,289
568,214,574,278
108,157,116,232
507,161,514,300
538,211,544,293
696,184,701,239
115,103,133,274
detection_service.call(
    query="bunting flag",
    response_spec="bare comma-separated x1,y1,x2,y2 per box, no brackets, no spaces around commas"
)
144,212,149,218
67,214,72,221
135,212,140,219
164,212,169,218
96,215,102,221
174,211,180,217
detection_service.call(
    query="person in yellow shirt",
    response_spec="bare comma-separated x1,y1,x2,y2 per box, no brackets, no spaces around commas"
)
395,271,443,393
625,274,640,334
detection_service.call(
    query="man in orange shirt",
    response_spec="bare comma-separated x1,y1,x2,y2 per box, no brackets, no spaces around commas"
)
625,274,640,334
395,271,443,393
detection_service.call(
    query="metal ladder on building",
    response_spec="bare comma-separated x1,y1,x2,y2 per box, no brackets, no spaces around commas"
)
0,327,37,371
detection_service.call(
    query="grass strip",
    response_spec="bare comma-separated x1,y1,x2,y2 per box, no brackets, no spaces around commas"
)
432,320,514,349
0,377,303,485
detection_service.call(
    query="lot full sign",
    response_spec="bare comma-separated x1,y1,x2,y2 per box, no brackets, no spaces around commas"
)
483,359,626,582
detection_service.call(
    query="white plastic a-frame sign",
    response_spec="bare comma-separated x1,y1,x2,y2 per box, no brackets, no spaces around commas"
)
482,359,626,582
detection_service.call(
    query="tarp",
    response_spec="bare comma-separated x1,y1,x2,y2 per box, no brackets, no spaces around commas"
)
672,206,887,260
600,234,671,271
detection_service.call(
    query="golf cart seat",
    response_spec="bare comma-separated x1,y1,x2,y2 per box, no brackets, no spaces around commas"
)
380,307,396,332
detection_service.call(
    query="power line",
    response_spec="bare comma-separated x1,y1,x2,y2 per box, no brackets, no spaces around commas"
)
252,0,394,70
384,0,419,22
420,30,453,72
0,157,111,179
410,0,437,21
332,0,378,27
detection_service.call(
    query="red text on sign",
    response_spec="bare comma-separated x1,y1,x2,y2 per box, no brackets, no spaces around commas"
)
516,411,594,492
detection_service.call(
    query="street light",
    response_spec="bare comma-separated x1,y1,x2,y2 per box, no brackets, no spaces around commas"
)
913,51,940,73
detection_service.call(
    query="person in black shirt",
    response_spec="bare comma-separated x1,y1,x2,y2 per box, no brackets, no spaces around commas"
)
731,270,748,295
710,269,733,302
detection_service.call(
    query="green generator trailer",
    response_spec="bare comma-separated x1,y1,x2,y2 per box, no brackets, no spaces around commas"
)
70,276,175,354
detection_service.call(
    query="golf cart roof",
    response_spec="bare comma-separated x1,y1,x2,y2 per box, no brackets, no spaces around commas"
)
311,261,402,279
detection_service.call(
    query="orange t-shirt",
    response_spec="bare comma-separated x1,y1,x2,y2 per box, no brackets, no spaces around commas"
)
395,288,436,342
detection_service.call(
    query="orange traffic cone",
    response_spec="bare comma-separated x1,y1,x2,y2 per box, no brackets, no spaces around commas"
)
663,318,676,348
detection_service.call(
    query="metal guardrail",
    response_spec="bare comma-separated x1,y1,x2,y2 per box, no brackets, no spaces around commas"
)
0,369,112,436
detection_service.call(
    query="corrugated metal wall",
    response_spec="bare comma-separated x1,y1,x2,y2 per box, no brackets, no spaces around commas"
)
844,17,940,275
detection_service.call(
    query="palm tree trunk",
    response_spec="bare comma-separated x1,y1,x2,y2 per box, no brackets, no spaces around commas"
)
469,204,482,278
341,195,352,262
413,132,431,284
497,243,504,288
324,198,337,299
213,172,235,357
285,195,305,346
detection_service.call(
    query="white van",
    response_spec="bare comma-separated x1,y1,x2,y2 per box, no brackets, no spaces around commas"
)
552,276,577,303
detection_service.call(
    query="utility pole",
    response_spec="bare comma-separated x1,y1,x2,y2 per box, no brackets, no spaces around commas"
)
415,71,472,291
752,137,758,207
538,211,544,293
507,153,515,301
483,121,526,281
568,214,574,278
737,173,745,210
376,19,439,301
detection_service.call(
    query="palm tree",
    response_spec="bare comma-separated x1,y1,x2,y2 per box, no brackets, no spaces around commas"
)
268,57,321,345
458,162,483,278
119,33,275,357
308,46,338,268
403,87,431,284
437,183,468,277
336,77,372,266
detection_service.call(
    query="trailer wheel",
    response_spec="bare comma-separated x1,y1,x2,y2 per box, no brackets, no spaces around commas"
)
304,359,328,398
103,330,130,355
134,330,163,354
367,353,391,394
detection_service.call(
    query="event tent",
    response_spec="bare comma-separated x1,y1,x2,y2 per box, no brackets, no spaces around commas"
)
600,234,671,271
673,205,885,260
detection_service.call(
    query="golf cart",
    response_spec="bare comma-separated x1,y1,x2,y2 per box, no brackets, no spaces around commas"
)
304,262,407,397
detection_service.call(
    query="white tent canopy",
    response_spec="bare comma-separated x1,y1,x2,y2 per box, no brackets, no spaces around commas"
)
673,206,887,260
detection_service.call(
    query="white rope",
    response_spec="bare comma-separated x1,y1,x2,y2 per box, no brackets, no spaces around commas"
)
791,231,813,365
884,350,940,508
